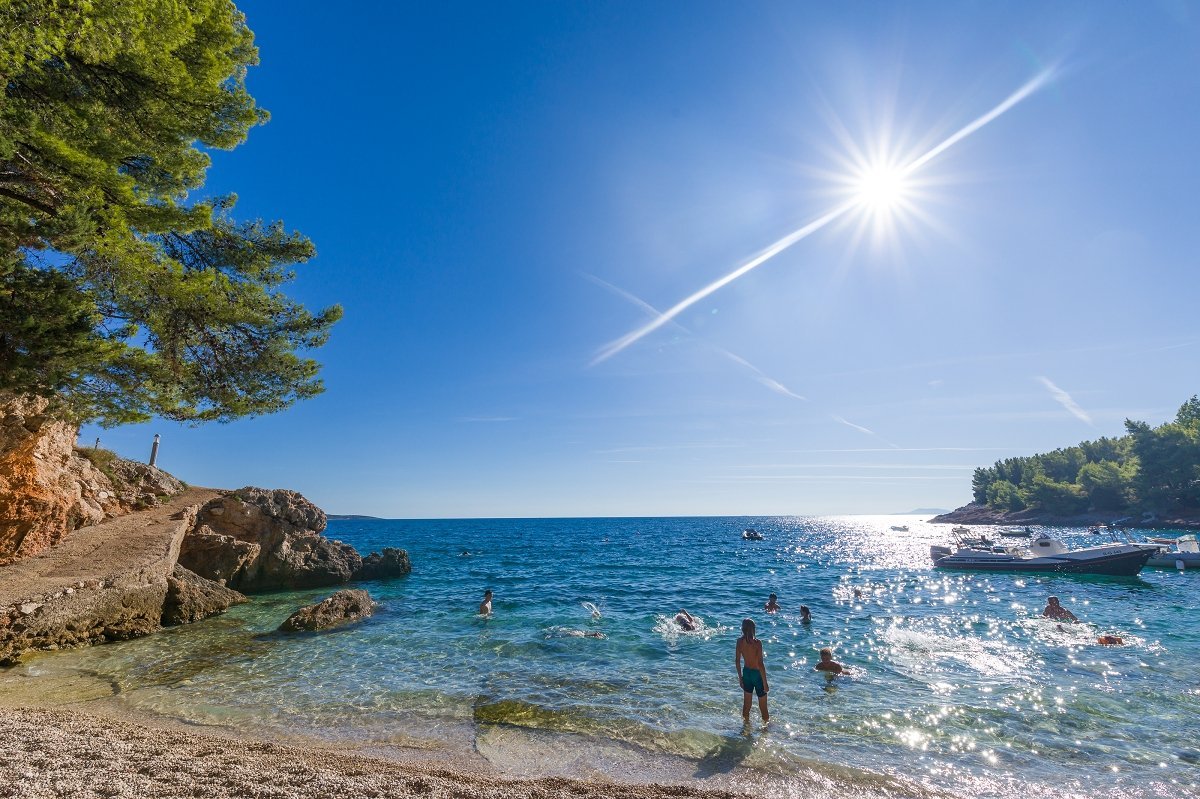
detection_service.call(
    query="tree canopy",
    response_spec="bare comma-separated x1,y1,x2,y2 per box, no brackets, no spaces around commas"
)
970,396,1200,517
0,0,340,425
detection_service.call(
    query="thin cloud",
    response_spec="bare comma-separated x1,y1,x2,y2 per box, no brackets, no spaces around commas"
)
1035,377,1092,425
832,415,901,448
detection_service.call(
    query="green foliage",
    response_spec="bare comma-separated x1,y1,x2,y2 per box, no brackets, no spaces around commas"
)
0,1,339,425
971,396,1200,516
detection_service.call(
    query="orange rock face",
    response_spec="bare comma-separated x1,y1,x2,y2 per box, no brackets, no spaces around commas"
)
0,395,187,566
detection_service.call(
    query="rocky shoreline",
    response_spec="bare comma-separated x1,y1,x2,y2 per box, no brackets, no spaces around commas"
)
930,502,1200,529
0,485,411,666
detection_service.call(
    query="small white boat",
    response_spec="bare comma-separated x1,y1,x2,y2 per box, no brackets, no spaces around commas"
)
951,525,972,534
890,525,909,532
999,527,1033,538
742,528,764,541
931,535,1158,576
1145,534,1200,569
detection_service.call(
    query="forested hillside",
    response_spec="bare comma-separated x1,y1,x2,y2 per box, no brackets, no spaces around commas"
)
971,396,1200,516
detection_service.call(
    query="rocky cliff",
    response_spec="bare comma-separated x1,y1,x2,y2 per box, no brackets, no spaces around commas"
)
179,487,412,591
0,395,183,565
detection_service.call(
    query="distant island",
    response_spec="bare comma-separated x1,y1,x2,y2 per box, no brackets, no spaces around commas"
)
901,508,951,515
935,395,1200,528
327,514,382,521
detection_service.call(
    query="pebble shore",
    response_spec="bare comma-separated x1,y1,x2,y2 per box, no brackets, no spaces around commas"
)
0,706,743,799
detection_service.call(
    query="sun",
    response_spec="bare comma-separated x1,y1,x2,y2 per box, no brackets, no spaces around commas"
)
851,163,911,215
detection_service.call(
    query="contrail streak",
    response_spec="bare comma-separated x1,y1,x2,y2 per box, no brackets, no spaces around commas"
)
592,67,1056,364
584,273,807,400
1036,376,1092,425
592,201,855,364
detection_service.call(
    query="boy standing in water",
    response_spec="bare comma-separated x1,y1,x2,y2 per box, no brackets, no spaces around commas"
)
735,618,769,723
479,589,493,616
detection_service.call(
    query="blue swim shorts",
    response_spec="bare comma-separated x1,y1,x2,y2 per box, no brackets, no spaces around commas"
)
741,667,767,697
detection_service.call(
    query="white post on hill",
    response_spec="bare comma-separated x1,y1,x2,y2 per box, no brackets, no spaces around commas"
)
149,433,161,468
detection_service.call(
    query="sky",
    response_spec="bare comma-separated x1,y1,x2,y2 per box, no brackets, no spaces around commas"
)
83,1,1200,518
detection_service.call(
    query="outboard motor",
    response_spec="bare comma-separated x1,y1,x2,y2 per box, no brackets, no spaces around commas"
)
930,545,953,565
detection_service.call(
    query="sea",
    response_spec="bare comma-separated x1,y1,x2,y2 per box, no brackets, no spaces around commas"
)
2,515,1198,799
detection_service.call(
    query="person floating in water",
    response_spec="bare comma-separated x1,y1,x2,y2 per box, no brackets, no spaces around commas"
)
800,605,811,624
479,589,493,616
675,609,696,631
735,618,769,723
764,593,780,613
1042,595,1078,623
814,647,844,674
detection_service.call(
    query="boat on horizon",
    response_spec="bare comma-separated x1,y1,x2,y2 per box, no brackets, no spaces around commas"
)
930,534,1159,576
742,528,764,541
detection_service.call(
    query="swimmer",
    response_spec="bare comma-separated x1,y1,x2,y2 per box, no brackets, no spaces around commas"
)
800,605,811,624
814,647,844,674
1042,595,1078,623
735,618,769,723
675,609,697,631
479,589,493,616
549,628,606,639
460,550,471,556
853,588,863,599
764,593,780,613
582,601,602,620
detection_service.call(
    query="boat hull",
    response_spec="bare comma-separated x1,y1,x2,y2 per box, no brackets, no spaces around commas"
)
1146,552,1200,569
932,546,1157,576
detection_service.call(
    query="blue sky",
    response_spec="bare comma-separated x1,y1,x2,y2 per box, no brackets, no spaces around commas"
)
84,1,1200,517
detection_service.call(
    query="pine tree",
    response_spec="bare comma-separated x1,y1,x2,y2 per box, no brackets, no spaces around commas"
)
0,0,340,424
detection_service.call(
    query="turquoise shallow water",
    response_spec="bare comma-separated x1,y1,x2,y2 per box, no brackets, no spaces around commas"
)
4,515,1200,797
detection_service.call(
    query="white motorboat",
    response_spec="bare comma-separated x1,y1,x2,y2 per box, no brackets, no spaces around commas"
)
930,534,1159,576
951,525,972,534
742,528,764,541
1145,534,1200,569
890,525,909,532
999,527,1034,538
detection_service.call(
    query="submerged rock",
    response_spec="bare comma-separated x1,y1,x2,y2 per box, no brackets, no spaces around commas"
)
161,565,248,626
278,589,376,632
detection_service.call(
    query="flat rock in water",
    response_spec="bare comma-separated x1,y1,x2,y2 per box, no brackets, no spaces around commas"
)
278,589,376,632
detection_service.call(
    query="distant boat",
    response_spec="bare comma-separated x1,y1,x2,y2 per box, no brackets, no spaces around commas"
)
742,528,764,541
951,525,972,534
890,525,909,532
930,535,1158,576
999,527,1033,538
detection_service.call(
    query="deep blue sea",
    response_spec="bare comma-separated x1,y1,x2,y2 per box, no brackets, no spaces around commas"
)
4,516,1199,798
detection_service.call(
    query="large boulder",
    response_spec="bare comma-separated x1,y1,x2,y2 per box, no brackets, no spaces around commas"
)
179,487,363,592
161,565,248,626
278,589,376,632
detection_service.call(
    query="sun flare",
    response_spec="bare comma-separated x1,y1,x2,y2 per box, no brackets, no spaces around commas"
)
852,163,911,214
